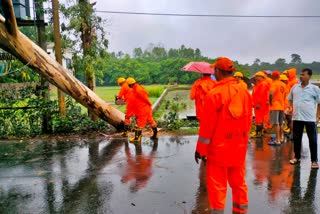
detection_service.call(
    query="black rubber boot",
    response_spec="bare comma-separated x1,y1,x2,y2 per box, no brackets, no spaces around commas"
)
122,124,129,137
150,127,158,139
251,125,263,138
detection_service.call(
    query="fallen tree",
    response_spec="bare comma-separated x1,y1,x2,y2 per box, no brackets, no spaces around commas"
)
0,0,125,130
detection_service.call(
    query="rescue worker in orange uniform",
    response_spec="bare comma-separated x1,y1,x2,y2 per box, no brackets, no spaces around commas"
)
280,74,291,134
117,77,134,137
283,68,298,139
126,77,158,142
190,73,216,163
261,70,273,130
196,57,252,214
285,68,299,90
190,73,216,121
251,71,270,137
234,71,248,89
268,71,287,145
262,70,273,88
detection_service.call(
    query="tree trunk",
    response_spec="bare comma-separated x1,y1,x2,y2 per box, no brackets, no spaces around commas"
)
51,0,66,117
0,0,125,130
79,0,98,121
35,0,51,133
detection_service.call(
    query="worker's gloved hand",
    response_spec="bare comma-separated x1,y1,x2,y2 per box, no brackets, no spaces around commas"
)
195,141,208,164
115,95,119,103
195,151,207,164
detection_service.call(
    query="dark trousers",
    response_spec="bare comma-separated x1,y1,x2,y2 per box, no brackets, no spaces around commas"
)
293,120,318,162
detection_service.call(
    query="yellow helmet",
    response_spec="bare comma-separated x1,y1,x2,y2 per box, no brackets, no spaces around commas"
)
254,71,266,77
117,77,126,85
234,72,243,78
126,77,136,85
280,74,289,81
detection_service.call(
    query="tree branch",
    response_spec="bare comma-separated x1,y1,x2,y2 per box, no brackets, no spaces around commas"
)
1,0,18,36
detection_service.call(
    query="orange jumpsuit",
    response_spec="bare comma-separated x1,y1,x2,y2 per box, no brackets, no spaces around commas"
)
131,84,157,128
265,77,273,88
287,68,298,91
269,80,286,112
252,79,270,126
239,80,248,90
118,82,135,124
264,77,273,129
197,77,252,213
282,83,289,111
190,76,216,121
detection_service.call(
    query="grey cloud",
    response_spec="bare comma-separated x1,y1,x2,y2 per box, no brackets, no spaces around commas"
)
95,0,320,64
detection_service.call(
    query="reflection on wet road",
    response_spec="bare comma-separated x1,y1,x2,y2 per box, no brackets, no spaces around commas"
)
0,134,319,213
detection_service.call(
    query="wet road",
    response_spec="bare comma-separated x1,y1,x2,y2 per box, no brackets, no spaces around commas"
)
0,134,319,214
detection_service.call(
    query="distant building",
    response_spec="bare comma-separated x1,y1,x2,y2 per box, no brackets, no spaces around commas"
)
46,42,73,75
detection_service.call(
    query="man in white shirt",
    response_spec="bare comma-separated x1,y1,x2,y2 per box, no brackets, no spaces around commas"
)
288,68,320,169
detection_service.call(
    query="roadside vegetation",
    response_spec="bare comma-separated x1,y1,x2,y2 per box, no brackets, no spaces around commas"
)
0,84,188,139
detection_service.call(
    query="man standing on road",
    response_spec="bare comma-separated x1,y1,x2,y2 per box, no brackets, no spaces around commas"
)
195,57,252,214
190,73,216,163
126,77,158,142
234,71,248,89
116,77,134,137
288,68,320,169
190,73,216,121
268,71,287,145
251,71,270,137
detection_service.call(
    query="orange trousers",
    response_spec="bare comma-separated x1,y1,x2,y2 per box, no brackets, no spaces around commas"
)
136,109,157,128
254,104,270,129
207,163,248,213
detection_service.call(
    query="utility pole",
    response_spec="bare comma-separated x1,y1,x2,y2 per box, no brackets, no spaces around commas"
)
52,0,66,117
35,0,51,133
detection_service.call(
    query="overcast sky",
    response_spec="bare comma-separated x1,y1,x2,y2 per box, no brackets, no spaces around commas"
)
91,0,320,64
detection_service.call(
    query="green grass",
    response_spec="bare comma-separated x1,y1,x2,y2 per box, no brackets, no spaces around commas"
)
50,85,168,113
171,127,198,135
311,74,320,80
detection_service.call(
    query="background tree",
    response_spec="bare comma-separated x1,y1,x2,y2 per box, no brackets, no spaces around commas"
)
60,0,108,119
274,58,286,71
290,53,302,64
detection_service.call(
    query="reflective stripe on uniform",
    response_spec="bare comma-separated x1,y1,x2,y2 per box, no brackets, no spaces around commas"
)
232,203,248,210
198,136,210,144
211,209,224,214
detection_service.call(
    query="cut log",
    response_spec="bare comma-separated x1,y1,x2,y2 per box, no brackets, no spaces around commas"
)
0,0,125,130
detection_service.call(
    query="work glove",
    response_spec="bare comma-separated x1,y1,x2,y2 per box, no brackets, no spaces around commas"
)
195,151,207,164
115,95,119,104
195,142,207,164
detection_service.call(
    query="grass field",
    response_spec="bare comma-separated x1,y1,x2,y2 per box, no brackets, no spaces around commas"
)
50,85,171,113
311,74,320,80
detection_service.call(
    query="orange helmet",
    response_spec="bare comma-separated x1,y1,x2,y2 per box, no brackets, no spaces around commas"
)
210,57,235,72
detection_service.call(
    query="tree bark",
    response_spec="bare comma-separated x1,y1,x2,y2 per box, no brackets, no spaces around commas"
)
51,0,66,117
35,0,51,133
79,0,98,120
0,0,125,130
